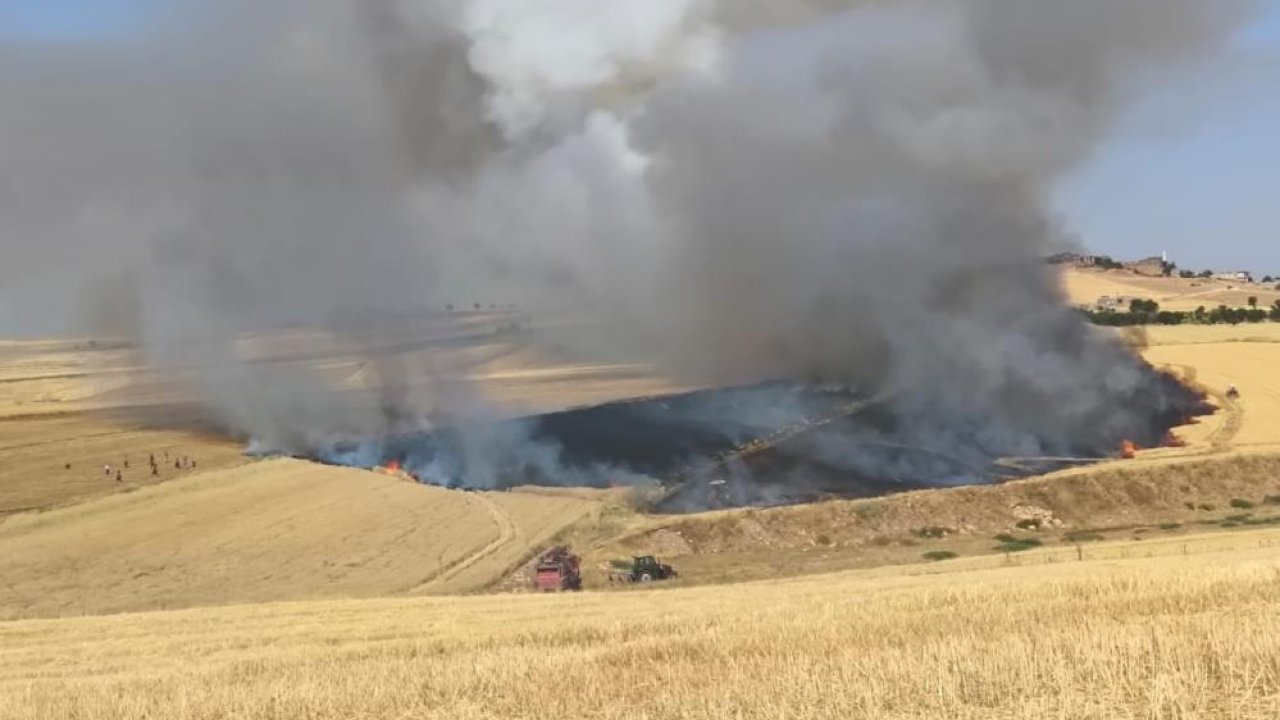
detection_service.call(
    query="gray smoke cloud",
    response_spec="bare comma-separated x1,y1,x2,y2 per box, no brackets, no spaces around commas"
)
0,1,1261,476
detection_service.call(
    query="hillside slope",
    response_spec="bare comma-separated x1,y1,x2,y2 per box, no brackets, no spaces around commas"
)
0,411,246,516
578,322,1280,587
0,459,597,619
1061,267,1280,311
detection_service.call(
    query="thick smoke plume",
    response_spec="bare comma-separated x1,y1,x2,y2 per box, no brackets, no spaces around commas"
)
0,1,1259,485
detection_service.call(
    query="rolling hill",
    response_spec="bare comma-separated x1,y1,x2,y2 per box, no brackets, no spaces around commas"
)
1061,266,1280,312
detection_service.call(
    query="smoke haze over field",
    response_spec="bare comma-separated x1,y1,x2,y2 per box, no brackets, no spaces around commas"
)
0,1,1260,477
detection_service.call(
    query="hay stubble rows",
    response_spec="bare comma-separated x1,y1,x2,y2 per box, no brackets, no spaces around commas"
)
3,304,1280,717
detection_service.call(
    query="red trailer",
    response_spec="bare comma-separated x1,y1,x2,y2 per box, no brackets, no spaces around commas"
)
534,546,582,592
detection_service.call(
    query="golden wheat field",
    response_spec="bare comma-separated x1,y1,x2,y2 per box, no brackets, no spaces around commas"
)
3,525,1279,720
1061,267,1280,312
1138,324,1280,455
0,459,597,619
3,309,1280,718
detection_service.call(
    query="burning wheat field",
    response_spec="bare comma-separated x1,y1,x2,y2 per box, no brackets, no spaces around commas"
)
310,367,1212,512
0,0,1246,516
4,2,1280,718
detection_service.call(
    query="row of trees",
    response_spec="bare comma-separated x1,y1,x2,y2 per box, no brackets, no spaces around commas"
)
1085,299,1280,326
1092,255,1126,271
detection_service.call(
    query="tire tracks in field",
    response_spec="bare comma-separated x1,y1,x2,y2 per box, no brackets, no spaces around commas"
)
1159,361,1242,455
1208,397,1243,453
405,492,522,594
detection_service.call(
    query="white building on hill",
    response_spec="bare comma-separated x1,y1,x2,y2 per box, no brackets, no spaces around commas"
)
1212,271,1252,283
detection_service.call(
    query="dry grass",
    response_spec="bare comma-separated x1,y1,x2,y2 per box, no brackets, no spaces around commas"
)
0,412,246,514
0,460,598,619
1139,331,1280,454
1141,323,1280,346
3,526,1279,719
411,490,606,595
587,453,1280,587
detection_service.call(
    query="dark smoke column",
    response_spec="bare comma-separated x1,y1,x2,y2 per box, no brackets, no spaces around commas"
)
0,0,1255,470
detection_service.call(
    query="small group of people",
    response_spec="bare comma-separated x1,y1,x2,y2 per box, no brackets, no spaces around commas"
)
84,450,198,484
149,451,196,474
102,462,123,483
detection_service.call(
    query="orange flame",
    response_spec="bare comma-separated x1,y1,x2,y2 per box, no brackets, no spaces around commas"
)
386,459,401,472
1119,440,1137,459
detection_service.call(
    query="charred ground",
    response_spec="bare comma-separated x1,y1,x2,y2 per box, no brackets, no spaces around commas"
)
316,364,1211,512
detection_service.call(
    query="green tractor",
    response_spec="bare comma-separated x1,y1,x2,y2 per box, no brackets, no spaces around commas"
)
627,555,677,583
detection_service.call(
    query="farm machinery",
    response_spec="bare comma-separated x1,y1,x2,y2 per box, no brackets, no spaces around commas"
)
533,546,582,592
611,555,678,584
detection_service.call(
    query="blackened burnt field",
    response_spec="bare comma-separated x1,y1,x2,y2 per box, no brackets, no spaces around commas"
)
319,372,1210,513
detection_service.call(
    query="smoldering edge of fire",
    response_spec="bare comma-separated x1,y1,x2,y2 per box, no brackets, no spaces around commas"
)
304,375,1209,511
0,0,1258,501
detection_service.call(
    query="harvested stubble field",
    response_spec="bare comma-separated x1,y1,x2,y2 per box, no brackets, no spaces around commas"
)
0,322,685,517
0,321,664,617
1139,324,1280,455
0,411,246,516
3,525,1279,720
0,322,687,422
0,459,598,619
4,308,1280,718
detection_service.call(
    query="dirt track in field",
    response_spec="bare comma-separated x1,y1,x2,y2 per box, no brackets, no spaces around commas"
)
0,459,598,620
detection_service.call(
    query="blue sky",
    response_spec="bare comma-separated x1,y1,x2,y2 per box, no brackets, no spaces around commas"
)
1055,2,1280,276
2,0,1278,276
0,0,161,43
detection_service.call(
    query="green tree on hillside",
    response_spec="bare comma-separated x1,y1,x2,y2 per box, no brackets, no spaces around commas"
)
1248,296,1258,308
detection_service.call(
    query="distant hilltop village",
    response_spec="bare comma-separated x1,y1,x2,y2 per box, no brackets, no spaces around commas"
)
1047,252,1256,283
1050,250,1280,323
